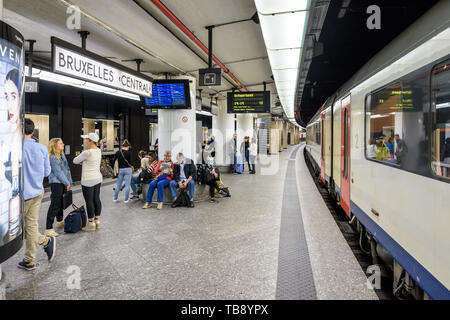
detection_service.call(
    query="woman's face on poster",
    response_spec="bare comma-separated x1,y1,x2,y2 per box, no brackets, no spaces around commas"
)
5,79,20,124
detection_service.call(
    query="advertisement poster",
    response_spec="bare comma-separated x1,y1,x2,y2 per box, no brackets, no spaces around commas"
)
0,22,25,263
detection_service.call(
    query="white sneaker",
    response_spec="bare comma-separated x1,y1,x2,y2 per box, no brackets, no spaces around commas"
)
124,199,130,204
113,198,118,203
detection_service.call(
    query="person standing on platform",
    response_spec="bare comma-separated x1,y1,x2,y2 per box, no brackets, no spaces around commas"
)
228,134,237,173
240,136,251,173
249,137,257,174
73,133,103,232
113,140,133,203
45,138,72,237
18,119,56,271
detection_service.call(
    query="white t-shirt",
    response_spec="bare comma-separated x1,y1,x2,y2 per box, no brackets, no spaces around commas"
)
74,148,103,187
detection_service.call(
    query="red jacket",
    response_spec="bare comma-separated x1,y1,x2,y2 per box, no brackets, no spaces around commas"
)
154,160,175,181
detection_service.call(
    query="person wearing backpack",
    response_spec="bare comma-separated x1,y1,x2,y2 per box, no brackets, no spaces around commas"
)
19,119,56,271
170,153,196,208
45,138,73,237
113,139,133,203
73,132,103,231
130,151,156,200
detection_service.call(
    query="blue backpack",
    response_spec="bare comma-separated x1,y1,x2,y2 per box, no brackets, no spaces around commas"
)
64,205,87,233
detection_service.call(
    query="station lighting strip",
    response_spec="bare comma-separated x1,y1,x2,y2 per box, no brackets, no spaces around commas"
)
254,0,311,125
25,66,141,101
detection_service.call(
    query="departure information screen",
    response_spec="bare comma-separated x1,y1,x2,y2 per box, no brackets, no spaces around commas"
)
227,91,271,113
144,80,190,109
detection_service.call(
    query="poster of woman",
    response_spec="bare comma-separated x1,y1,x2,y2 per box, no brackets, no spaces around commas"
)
0,21,25,263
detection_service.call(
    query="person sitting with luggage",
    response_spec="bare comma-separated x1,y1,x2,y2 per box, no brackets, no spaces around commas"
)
170,153,196,208
205,155,230,202
130,150,150,200
142,150,174,210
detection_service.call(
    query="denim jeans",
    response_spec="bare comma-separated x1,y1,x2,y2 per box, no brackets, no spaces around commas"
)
130,172,141,195
114,167,132,201
169,180,195,200
146,178,171,203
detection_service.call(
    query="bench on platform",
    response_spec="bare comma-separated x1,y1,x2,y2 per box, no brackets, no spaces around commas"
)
141,182,210,203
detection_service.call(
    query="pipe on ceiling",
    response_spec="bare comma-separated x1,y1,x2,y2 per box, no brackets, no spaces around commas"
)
150,0,248,91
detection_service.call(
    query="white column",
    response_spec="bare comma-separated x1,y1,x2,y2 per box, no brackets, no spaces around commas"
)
236,114,254,156
0,0,3,20
157,75,197,161
213,99,234,166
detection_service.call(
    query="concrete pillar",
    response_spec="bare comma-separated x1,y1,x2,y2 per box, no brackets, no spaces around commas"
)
236,114,254,156
282,122,288,149
102,120,114,151
157,75,197,161
0,0,3,20
213,99,234,167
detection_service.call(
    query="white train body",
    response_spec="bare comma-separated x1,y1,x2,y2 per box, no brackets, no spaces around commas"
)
306,1,450,299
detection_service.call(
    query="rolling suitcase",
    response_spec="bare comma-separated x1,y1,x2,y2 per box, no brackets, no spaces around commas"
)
235,155,244,174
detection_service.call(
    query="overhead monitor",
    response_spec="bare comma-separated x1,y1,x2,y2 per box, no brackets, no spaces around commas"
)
199,68,222,86
227,91,271,114
143,79,191,109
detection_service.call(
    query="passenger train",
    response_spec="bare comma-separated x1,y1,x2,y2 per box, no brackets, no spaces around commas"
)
305,1,450,300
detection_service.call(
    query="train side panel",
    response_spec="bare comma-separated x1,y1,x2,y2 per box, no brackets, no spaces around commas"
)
332,100,342,194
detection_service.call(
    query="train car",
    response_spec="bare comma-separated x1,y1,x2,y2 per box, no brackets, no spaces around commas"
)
305,1,450,300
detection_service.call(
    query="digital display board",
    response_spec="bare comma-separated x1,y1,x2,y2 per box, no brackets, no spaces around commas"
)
227,91,271,114
0,21,25,264
144,79,191,109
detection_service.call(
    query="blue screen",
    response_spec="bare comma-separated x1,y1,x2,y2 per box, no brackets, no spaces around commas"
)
145,83,186,107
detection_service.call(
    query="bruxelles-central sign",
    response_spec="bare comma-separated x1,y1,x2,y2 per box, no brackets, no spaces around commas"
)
51,37,153,98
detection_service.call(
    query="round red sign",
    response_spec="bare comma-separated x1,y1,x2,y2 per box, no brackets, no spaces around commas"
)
182,116,188,123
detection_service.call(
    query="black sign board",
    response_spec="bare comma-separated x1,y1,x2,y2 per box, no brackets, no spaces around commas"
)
227,91,271,114
199,68,222,86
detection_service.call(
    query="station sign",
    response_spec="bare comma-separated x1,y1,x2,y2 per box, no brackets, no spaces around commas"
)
199,68,222,86
51,37,153,98
227,91,271,114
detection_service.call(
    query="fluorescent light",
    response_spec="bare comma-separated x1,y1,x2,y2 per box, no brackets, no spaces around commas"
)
273,69,298,83
85,82,116,93
437,102,450,109
259,11,306,50
268,48,301,70
255,0,308,15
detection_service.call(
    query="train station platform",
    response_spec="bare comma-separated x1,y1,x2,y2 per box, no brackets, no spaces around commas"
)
1,144,377,300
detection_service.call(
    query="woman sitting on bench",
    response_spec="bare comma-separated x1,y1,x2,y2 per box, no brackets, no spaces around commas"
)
142,150,174,210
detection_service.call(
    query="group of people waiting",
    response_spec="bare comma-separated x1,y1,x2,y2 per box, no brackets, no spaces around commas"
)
228,134,257,174
19,119,104,270
18,119,233,271
367,133,407,164
112,145,231,209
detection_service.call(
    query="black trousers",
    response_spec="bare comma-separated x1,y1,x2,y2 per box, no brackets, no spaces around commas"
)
46,183,65,229
208,180,221,198
82,183,102,219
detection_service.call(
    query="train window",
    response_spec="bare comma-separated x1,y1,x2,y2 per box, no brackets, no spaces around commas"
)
365,82,404,166
431,60,450,180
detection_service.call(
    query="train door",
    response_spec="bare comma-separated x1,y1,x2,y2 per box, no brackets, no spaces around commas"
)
321,112,326,183
340,95,351,216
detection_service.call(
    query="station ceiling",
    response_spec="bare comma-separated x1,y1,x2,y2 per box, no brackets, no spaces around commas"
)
295,0,440,127
3,0,282,112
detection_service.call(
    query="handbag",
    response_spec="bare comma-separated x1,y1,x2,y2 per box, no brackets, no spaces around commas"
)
62,189,73,210
120,149,135,174
203,168,216,184
64,204,87,233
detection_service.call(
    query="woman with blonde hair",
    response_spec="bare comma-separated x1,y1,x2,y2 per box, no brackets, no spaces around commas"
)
46,138,72,236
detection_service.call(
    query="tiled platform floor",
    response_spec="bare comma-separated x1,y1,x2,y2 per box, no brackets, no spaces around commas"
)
1,144,377,300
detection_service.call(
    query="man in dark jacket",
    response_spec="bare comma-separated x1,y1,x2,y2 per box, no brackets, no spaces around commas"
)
170,153,195,208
